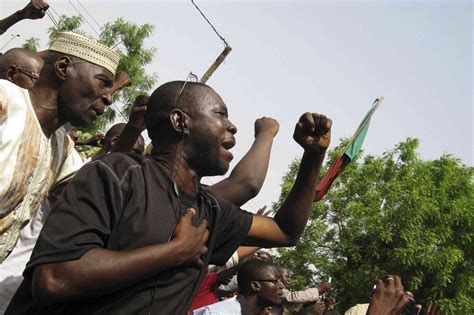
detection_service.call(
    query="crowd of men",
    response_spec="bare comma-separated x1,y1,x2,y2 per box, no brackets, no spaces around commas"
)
0,1,443,314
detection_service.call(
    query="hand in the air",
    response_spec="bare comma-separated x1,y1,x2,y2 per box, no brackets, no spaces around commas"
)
21,0,49,20
293,112,332,154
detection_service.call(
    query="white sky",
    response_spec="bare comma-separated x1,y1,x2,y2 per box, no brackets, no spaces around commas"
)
1,0,472,212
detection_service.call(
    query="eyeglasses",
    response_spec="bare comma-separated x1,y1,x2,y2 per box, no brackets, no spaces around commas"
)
15,67,40,81
254,279,282,284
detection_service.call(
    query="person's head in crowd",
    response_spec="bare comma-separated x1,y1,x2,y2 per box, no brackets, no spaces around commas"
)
0,47,43,89
253,250,273,263
102,123,145,155
264,305,284,315
237,259,285,314
297,300,327,315
277,266,291,288
146,80,237,177
37,32,120,131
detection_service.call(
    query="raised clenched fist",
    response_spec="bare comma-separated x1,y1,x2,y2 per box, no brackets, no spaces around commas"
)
293,112,332,154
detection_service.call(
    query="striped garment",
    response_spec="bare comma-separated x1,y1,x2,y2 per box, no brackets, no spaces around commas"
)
0,80,82,262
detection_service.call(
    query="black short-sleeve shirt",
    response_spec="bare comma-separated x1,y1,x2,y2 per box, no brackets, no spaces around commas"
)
7,153,253,315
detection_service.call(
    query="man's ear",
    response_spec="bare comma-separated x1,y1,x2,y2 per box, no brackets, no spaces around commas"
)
5,66,17,82
54,56,73,81
170,109,188,135
110,135,120,147
250,281,262,293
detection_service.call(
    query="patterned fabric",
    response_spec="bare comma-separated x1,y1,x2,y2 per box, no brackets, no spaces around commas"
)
49,32,120,75
0,80,82,262
0,201,51,314
344,303,369,315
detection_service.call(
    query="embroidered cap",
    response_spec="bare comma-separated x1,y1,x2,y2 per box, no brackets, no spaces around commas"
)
49,32,120,75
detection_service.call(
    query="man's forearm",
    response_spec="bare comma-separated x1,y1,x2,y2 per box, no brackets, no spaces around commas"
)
0,11,23,34
273,150,325,244
283,287,319,304
32,241,185,305
231,130,274,190
208,130,274,206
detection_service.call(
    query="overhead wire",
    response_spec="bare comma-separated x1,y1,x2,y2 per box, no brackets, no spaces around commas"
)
68,0,100,36
45,9,59,27
189,1,264,212
0,34,20,51
48,4,61,20
77,0,102,30
190,0,228,47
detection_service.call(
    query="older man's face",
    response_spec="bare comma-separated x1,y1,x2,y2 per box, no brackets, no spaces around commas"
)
9,57,42,89
57,60,114,127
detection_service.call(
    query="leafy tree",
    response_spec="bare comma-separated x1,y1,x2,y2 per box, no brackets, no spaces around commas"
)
21,37,39,51
275,138,474,314
47,15,84,46
100,17,158,115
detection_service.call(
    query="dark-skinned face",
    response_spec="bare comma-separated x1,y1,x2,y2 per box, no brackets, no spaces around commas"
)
57,60,114,127
8,57,43,89
278,268,290,288
132,137,145,155
186,88,237,177
256,266,285,306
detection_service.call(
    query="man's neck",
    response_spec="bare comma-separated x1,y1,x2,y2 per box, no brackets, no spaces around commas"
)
238,295,261,315
152,147,200,196
29,81,62,138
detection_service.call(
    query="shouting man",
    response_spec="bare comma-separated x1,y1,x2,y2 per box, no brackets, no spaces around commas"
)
7,81,332,314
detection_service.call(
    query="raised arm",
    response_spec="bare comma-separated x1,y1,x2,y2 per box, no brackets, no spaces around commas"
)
208,117,279,206
111,94,149,153
0,1,49,35
243,112,332,247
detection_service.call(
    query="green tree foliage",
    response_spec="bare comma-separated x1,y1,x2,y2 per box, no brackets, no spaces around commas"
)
100,18,158,115
275,138,474,314
73,130,101,158
21,37,39,51
47,15,84,46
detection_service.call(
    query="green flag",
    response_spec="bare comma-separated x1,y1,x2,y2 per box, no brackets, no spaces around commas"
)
314,97,383,202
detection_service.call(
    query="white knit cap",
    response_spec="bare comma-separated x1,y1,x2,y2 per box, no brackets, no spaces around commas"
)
49,32,120,75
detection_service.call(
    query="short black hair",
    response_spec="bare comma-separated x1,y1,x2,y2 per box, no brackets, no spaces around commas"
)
103,123,127,145
237,259,277,296
145,81,213,146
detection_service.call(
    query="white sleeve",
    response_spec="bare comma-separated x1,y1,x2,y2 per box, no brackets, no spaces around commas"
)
207,250,239,274
192,307,211,315
218,274,238,292
282,287,319,303
54,145,83,185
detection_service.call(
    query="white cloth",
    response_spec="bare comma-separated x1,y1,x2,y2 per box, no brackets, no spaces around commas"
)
0,201,51,314
219,274,239,293
282,287,319,303
0,80,82,262
193,296,242,315
344,303,369,315
0,80,83,312
208,251,239,274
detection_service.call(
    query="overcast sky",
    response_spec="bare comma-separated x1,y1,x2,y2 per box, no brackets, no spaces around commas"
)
1,0,472,212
